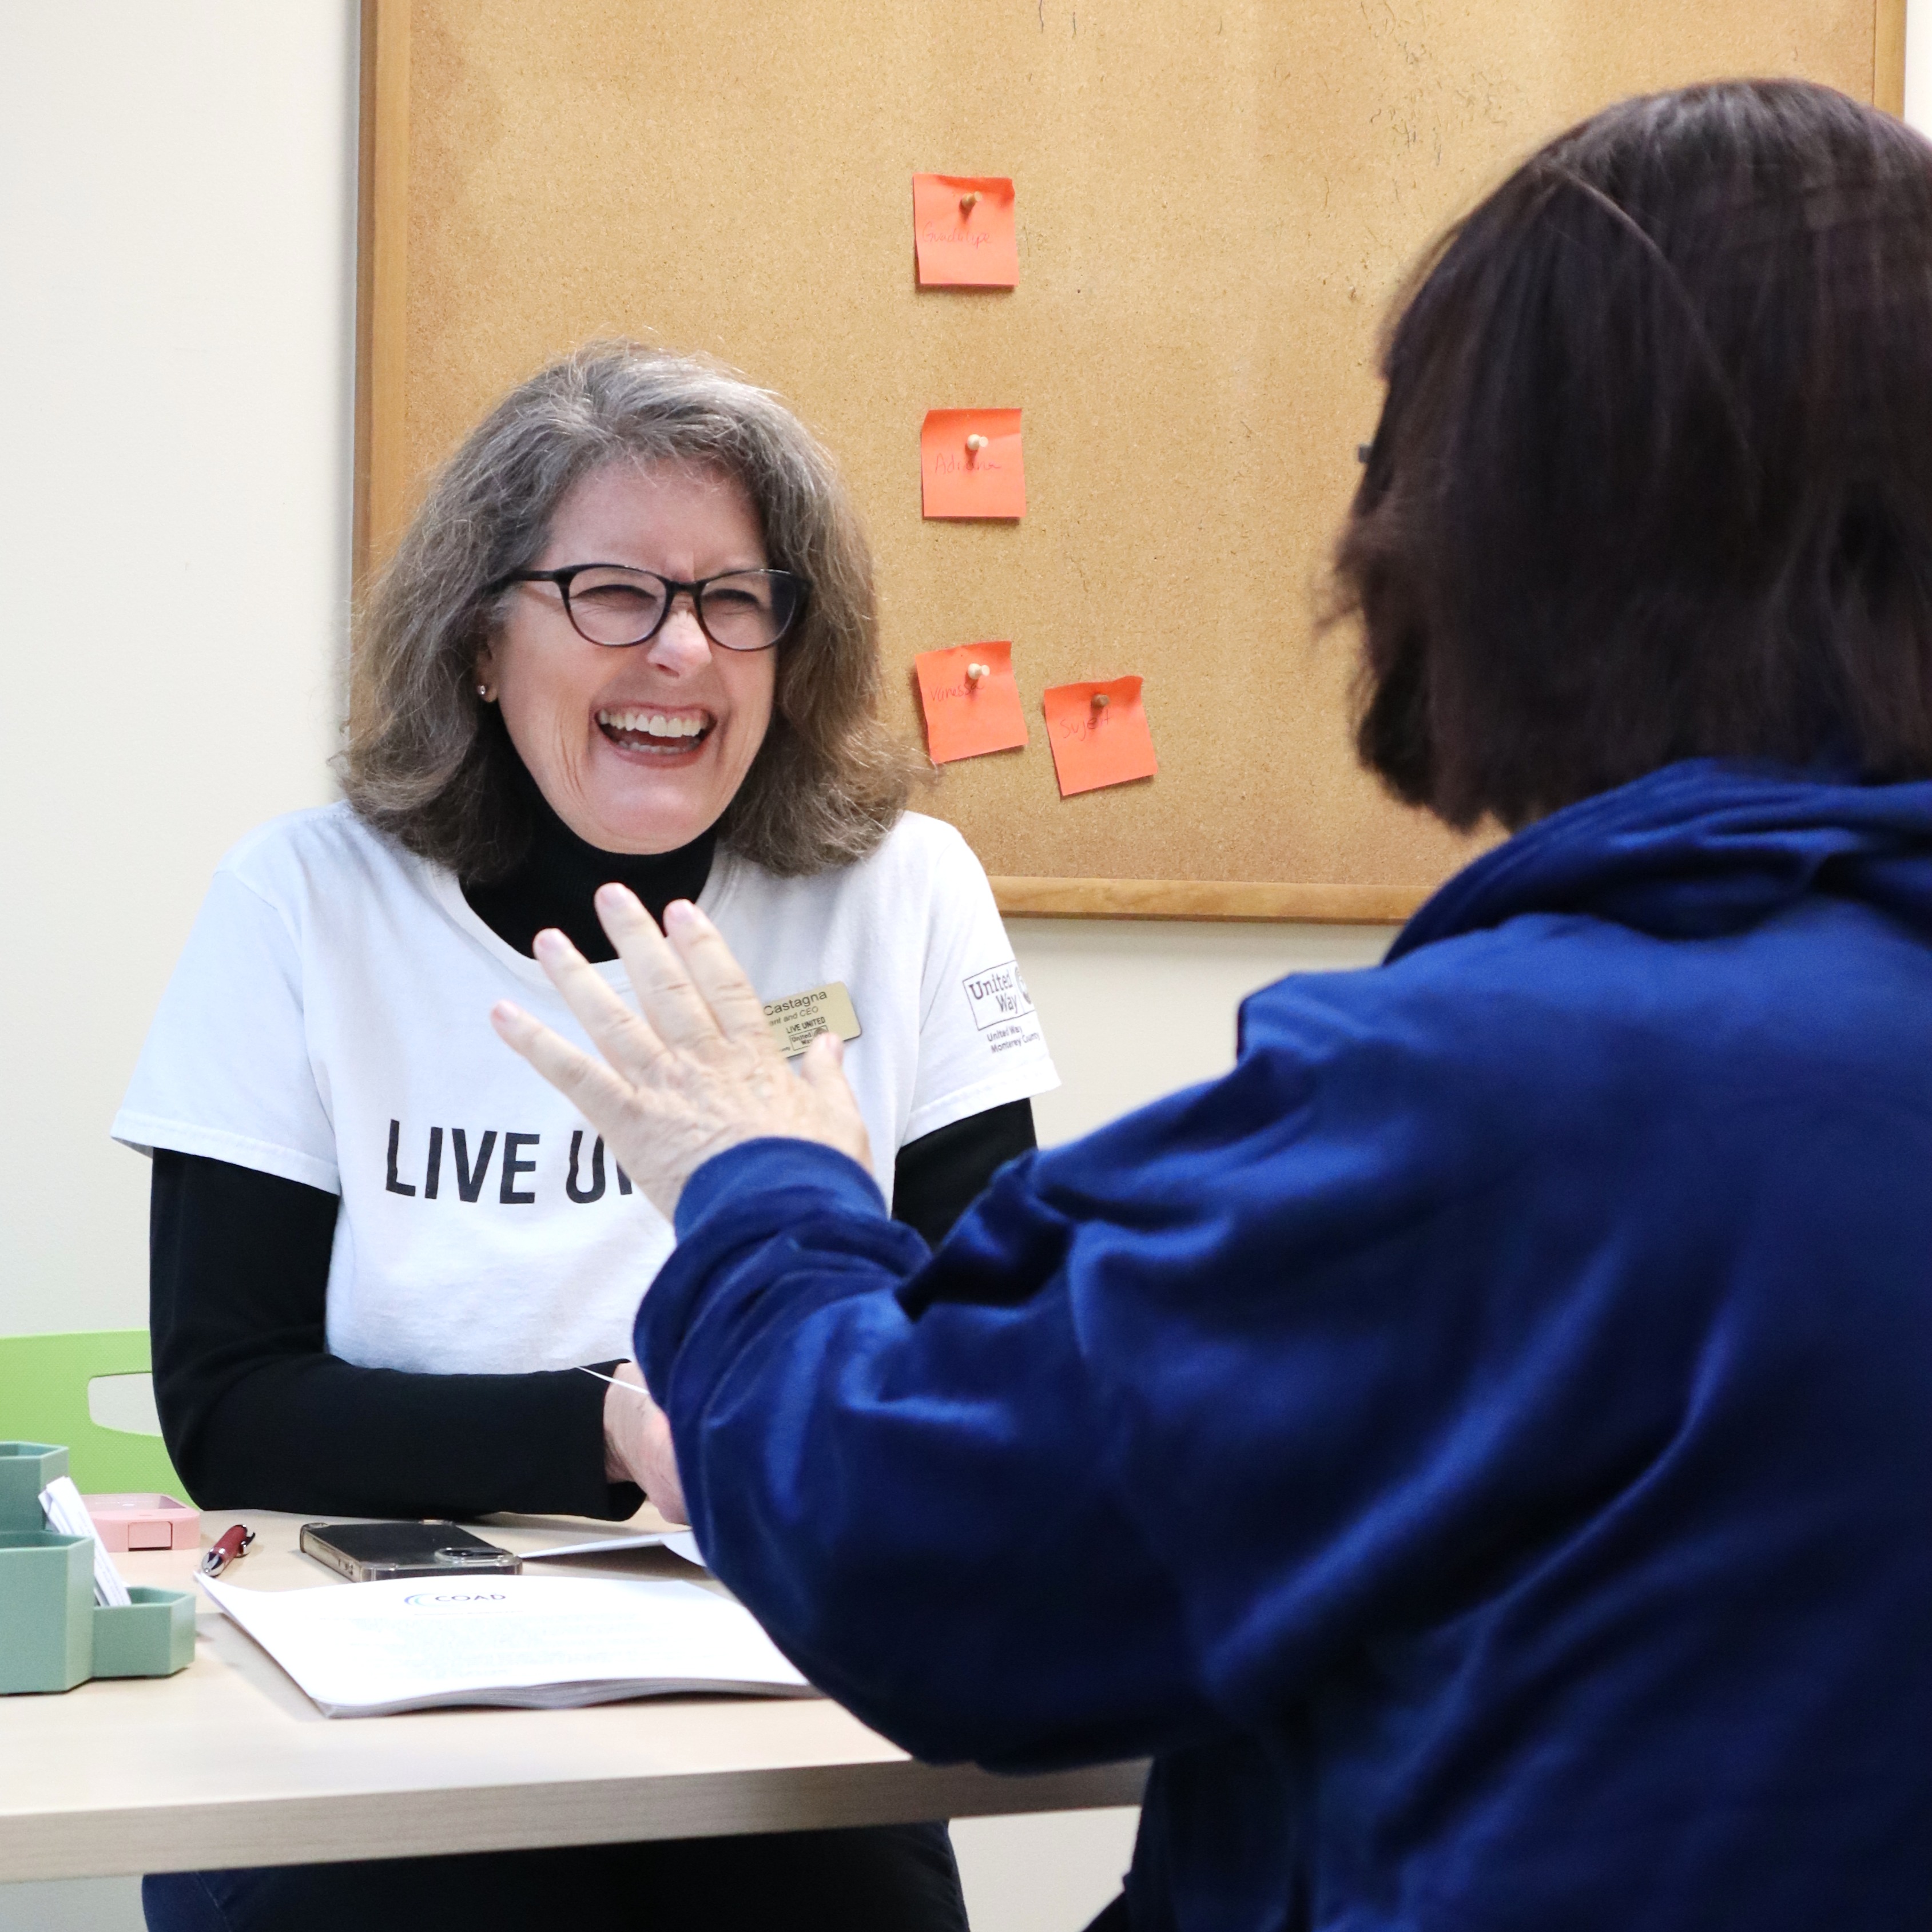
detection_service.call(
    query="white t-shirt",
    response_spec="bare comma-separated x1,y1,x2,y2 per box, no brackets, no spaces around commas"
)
114,805,1057,1377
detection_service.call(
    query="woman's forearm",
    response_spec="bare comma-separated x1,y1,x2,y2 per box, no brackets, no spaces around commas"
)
889,1098,1037,1247
149,1100,1032,1518
149,1151,642,1519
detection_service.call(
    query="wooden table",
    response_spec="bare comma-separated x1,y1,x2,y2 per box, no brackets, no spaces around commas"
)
0,1510,1145,1881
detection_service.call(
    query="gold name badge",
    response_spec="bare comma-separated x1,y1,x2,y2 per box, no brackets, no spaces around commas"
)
763,981,863,1059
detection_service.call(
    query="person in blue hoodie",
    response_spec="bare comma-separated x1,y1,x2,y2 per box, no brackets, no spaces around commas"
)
491,81,1932,1932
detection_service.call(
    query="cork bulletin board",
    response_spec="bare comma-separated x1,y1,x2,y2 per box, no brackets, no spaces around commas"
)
356,0,1905,922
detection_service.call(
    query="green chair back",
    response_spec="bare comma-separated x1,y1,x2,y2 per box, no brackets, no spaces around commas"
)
0,1331,182,1496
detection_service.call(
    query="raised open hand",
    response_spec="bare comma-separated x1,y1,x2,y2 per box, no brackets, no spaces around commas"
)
490,885,872,1218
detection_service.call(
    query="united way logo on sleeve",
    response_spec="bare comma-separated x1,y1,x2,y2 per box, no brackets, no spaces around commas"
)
961,960,1042,1053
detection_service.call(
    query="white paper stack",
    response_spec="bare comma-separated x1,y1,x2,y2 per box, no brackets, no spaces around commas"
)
204,1573,810,1718
523,1529,707,1568
38,1476,130,1607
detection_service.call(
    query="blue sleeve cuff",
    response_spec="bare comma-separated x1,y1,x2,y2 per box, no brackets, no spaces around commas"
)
673,1136,889,1240
640,1138,902,1409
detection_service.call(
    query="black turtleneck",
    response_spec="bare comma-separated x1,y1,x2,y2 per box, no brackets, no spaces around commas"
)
146,797,1036,1520
461,774,718,961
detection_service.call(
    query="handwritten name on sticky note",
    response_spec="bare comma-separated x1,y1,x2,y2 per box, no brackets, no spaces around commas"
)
913,174,1018,288
1043,677,1159,797
915,641,1029,764
921,410,1025,520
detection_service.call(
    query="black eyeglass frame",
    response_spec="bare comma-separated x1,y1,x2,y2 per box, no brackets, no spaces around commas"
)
486,562,809,653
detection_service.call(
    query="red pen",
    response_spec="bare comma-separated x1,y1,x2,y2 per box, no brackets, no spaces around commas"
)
201,1523,256,1577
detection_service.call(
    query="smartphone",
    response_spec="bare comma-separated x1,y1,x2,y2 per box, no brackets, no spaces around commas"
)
299,1520,523,1583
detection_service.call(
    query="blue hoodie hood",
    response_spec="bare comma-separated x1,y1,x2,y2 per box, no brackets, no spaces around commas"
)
1390,758,1932,957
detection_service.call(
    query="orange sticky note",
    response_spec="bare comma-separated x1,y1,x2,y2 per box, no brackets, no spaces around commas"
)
1043,677,1159,797
915,642,1029,764
913,174,1019,288
921,409,1025,520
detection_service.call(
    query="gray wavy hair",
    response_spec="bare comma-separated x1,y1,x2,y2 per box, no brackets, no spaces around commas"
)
343,342,920,880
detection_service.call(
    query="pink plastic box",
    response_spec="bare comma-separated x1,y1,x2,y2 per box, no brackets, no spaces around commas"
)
82,1494,200,1552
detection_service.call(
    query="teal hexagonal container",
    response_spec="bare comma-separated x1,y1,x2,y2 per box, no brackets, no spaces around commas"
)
0,1530,93,1693
93,1586,196,1678
0,1441,67,1532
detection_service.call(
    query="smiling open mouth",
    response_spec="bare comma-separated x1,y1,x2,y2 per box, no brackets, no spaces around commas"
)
597,707,714,754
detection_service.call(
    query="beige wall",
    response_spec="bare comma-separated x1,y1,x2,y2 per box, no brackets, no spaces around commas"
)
0,0,356,1346
1017,919,1390,1144
0,11,351,1922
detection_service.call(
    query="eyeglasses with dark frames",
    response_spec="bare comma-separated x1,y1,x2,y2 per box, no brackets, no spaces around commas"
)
487,563,808,653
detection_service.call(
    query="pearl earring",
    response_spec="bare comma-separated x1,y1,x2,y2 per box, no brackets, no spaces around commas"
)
476,681,492,701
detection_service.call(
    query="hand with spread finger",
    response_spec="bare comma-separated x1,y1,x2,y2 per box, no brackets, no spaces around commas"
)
490,885,873,1218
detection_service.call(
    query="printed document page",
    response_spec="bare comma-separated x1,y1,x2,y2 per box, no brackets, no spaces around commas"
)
205,1573,812,1718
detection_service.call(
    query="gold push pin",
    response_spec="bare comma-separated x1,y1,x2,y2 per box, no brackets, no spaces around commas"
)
1091,691,1110,711
960,190,981,213
965,432,989,459
967,662,989,683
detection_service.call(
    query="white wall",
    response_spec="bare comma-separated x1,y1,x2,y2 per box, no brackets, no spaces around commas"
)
1016,920,1389,1144
0,0,357,1343
0,7,353,1919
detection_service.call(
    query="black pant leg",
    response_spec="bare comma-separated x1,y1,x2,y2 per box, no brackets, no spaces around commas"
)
143,1823,966,1932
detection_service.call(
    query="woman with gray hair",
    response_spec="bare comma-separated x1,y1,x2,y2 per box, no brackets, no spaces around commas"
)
117,343,1056,1931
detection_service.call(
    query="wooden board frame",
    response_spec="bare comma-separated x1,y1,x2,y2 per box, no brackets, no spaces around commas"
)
353,0,411,584
1877,0,1910,116
353,1,1907,927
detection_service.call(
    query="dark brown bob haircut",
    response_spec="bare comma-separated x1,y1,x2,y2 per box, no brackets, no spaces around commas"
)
345,343,920,880
1335,81,1932,831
